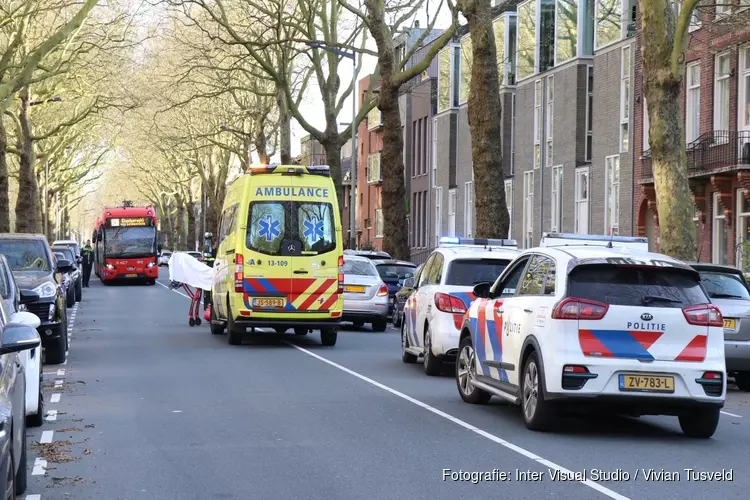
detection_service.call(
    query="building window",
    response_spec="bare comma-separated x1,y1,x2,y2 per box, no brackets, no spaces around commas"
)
713,192,727,265
643,96,650,152
411,121,417,178
367,106,382,131
714,53,730,140
510,94,516,174
460,34,472,104
688,3,702,32
620,46,631,152
435,187,443,246
736,189,750,268
448,188,457,236
375,209,384,238
586,65,593,162
574,167,590,234
595,0,622,49
517,0,536,80
580,0,595,55
742,46,750,130
686,63,701,143
423,119,428,175
534,79,542,169
431,118,437,187
452,45,461,107
464,181,474,238
505,180,513,238
493,17,506,86
546,75,554,167
437,48,452,112
551,165,563,232
556,0,578,65
605,155,620,235
507,14,518,84
421,192,427,247
539,0,556,72
716,3,731,16
523,171,534,248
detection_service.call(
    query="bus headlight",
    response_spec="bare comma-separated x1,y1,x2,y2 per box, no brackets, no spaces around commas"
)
146,262,156,268
105,263,115,270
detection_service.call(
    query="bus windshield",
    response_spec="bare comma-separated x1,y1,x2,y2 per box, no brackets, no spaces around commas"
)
104,226,156,258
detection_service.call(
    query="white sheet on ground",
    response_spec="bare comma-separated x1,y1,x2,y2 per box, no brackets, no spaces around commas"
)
168,252,213,290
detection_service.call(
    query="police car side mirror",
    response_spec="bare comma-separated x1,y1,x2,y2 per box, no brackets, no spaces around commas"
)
473,281,491,299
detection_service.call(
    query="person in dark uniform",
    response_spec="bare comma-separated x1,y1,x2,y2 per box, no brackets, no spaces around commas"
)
81,240,94,287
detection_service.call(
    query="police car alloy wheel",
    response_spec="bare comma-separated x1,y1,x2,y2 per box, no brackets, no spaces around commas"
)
423,326,441,376
522,359,539,422
521,351,554,431
401,327,417,363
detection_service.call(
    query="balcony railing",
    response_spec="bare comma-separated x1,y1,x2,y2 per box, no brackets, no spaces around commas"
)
410,246,435,266
641,130,750,178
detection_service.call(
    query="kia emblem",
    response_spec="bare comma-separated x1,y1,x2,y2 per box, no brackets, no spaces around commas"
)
641,313,653,321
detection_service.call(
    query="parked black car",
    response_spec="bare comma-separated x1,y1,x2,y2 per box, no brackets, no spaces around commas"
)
0,315,42,498
392,263,423,328
51,245,82,303
52,248,79,307
0,233,70,364
373,260,417,318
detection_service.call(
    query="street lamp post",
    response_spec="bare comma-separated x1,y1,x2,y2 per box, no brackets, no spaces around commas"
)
305,42,358,250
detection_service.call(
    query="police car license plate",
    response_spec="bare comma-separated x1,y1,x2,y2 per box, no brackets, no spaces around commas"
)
345,285,365,293
723,318,737,330
252,297,285,308
125,274,138,278
619,374,674,393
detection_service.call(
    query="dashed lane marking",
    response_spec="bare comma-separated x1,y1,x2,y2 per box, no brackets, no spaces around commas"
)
32,457,47,475
25,495,42,500
56,369,65,376
50,393,61,403
45,410,58,422
54,379,63,388
287,342,631,500
40,431,54,444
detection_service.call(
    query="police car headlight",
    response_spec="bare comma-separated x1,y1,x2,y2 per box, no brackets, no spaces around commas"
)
32,281,57,299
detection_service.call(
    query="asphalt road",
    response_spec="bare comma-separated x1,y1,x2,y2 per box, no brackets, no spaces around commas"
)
21,267,750,500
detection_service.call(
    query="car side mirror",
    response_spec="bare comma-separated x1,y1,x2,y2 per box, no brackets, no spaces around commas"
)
0,323,41,355
10,311,41,329
473,281,492,299
56,259,73,273
19,289,39,305
403,278,415,288
76,255,82,263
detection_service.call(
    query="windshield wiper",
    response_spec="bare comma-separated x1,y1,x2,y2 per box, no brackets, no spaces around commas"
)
641,295,681,306
709,292,744,299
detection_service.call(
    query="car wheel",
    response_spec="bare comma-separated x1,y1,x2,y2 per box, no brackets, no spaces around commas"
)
15,421,27,495
4,447,15,500
66,287,75,308
226,299,243,345
521,351,554,431
423,326,441,376
320,328,337,346
734,372,750,391
294,327,308,336
210,301,225,336
401,326,417,363
678,409,720,438
392,308,401,328
46,334,67,364
456,335,491,404
275,327,288,334
27,371,44,428
74,279,82,302
371,319,387,332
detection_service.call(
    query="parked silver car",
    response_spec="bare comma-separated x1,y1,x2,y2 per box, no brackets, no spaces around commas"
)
342,255,389,332
158,250,172,266
690,263,750,391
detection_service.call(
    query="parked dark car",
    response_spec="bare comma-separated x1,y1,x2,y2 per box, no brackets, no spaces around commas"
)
392,263,423,328
0,314,42,498
52,248,80,307
52,245,82,303
373,260,417,317
0,233,70,364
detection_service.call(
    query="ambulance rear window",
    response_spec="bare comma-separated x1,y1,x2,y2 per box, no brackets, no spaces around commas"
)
246,201,336,256
567,264,708,307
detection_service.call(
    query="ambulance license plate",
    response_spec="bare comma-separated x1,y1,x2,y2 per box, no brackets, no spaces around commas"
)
125,274,138,278
252,297,285,308
345,285,365,293
723,318,737,330
619,374,674,393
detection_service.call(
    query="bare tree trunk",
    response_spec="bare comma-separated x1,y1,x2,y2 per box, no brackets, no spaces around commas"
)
15,87,40,233
0,120,10,232
176,203,186,250
323,141,345,224
276,85,292,164
462,0,509,238
186,200,196,251
254,119,271,164
62,192,70,237
639,0,696,260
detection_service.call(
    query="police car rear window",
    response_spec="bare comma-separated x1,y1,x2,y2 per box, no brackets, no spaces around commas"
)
445,259,510,286
568,264,708,307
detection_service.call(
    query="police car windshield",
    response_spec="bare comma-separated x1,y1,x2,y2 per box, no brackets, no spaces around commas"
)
698,271,750,300
445,259,511,286
343,259,377,276
568,264,708,307
247,201,336,256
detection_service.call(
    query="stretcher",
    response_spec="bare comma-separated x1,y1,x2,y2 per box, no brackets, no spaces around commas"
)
168,252,214,327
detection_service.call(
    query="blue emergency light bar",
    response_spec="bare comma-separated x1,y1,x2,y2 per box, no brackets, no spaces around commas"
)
439,236,518,248
247,164,331,177
543,233,648,243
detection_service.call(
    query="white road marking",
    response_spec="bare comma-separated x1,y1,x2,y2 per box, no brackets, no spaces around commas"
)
62,359,67,365
156,280,203,303
172,410,183,413
57,369,65,376
32,457,47,475
287,343,631,500
25,494,42,500
721,410,742,418
54,379,63,388
51,393,61,403
45,410,58,421
40,430,54,444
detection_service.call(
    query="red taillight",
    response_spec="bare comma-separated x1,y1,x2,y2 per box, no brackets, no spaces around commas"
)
701,371,722,380
682,304,723,327
234,253,244,292
434,292,467,314
377,284,389,296
337,255,344,294
552,297,609,320
563,365,589,374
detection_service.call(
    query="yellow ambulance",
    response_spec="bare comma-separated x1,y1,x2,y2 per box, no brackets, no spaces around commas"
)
210,164,344,346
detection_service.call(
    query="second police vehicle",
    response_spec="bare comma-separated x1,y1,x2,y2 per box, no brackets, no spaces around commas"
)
401,237,519,375
456,233,726,438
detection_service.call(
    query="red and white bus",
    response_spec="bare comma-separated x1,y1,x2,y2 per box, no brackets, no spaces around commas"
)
92,206,159,284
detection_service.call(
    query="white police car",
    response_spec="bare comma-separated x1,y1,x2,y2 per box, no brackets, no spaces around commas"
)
401,237,519,375
455,234,726,438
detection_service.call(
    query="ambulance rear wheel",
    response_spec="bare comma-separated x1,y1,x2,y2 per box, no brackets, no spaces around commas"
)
210,304,225,335
294,327,308,336
226,299,243,345
320,328,337,346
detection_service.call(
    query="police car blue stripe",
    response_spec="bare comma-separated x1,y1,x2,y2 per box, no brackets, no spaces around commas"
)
588,330,655,360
